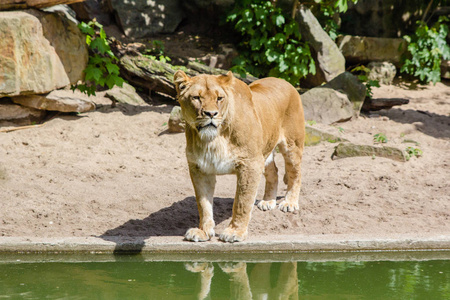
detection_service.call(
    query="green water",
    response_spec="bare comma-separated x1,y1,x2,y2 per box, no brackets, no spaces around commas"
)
0,254,449,299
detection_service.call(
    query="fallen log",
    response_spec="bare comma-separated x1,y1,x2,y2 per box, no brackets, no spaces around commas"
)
118,54,258,98
0,0,84,10
361,97,409,111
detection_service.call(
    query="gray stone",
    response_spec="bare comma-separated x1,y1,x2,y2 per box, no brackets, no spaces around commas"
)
441,60,450,80
0,11,70,97
332,142,406,162
168,106,185,133
301,87,353,125
323,72,367,115
336,35,406,66
305,125,347,146
12,89,95,113
105,83,147,106
296,6,345,87
108,0,184,38
0,99,46,125
368,62,397,85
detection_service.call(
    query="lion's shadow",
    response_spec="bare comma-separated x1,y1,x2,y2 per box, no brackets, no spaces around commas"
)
100,197,234,252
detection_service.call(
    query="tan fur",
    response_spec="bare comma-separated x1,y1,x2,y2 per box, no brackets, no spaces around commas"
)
174,71,305,242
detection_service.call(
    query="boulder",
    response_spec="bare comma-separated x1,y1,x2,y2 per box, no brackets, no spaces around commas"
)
107,0,184,38
70,0,112,25
0,99,46,125
301,87,353,125
12,89,95,113
0,11,70,97
27,7,88,84
332,142,406,162
367,62,396,85
105,82,147,106
336,35,406,66
323,71,366,114
296,6,345,87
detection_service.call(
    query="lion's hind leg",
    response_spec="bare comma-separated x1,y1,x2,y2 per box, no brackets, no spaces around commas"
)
257,151,278,211
278,139,303,212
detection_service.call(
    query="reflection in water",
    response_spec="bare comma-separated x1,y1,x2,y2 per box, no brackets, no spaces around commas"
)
185,261,298,300
0,259,448,299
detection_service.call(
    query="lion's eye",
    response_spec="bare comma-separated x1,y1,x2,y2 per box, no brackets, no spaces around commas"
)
192,96,200,101
217,96,224,101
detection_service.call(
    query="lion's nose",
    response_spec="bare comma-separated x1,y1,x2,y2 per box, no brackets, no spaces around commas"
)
203,110,218,118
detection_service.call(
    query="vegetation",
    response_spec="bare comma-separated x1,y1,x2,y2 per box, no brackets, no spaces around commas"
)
143,40,171,64
405,146,423,160
73,20,125,96
351,65,380,98
401,15,450,84
226,0,357,86
373,133,388,144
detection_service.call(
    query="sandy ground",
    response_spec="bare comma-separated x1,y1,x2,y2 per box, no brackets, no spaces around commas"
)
0,80,449,244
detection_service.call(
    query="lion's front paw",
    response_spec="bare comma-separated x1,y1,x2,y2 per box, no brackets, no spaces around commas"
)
185,262,214,273
218,262,246,273
278,200,299,212
185,227,214,242
257,200,277,211
219,227,248,243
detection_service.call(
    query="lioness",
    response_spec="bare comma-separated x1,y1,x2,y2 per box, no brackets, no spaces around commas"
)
174,71,305,243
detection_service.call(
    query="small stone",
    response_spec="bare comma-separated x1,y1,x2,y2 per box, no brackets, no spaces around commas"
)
168,106,185,133
332,142,406,162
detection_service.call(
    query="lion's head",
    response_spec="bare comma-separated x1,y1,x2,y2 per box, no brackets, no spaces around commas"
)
174,71,235,143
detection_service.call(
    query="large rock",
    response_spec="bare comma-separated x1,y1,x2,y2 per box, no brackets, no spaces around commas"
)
296,6,345,87
12,89,95,113
336,35,406,66
108,0,184,38
301,87,353,124
28,7,88,84
0,11,70,97
0,99,46,125
324,72,367,114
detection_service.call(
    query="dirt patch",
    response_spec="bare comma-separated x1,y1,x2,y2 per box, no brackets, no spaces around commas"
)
0,80,449,243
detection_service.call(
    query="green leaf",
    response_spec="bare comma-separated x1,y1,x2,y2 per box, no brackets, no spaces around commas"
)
99,28,107,40
90,38,110,54
84,65,102,82
79,22,95,36
105,61,120,75
273,14,285,27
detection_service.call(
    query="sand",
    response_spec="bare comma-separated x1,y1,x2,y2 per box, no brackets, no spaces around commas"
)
0,80,449,244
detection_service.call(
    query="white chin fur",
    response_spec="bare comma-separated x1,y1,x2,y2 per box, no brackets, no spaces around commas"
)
198,125,218,142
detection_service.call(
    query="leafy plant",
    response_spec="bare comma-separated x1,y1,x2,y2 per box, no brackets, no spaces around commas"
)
315,0,359,40
351,65,380,98
73,20,125,96
227,0,315,85
143,40,171,64
373,133,388,144
405,146,423,161
307,120,317,126
226,0,360,86
400,16,450,84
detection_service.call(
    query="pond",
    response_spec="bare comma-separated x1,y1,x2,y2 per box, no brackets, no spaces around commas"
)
0,252,448,299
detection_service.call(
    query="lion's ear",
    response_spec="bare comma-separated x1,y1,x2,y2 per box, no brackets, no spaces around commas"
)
174,70,190,93
219,71,234,85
